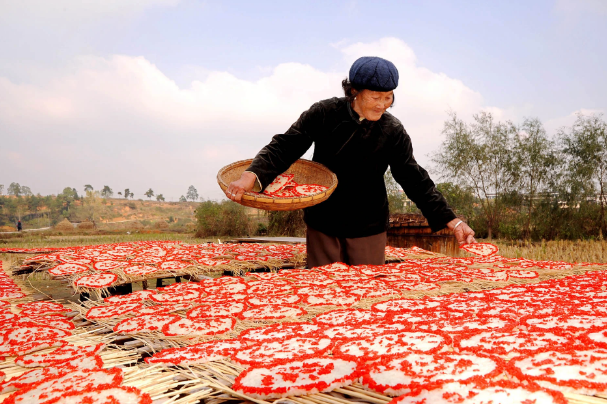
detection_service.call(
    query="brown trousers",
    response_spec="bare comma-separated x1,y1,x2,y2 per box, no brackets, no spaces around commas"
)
306,226,387,268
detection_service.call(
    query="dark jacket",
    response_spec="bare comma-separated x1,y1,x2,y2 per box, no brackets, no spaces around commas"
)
247,97,456,238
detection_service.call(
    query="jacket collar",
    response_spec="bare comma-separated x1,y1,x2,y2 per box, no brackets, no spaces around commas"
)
346,99,365,125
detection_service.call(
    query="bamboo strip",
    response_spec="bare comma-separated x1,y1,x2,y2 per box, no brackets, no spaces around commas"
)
332,389,391,404
563,393,607,404
343,386,393,401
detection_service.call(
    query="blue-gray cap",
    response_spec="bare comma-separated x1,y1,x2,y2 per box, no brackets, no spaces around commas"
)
349,56,399,92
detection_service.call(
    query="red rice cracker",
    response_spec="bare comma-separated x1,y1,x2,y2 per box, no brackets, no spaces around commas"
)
460,242,499,257
387,380,566,404
113,314,179,334
4,368,123,404
86,303,143,319
48,263,89,276
162,316,235,337
363,353,502,396
145,339,243,365
187,302,245,318
74,273,118,288
239,322,323,343
238,305,306,321
53,386,152,404
15,343,105,368
456,330,574,358
508,349,607,395
233,356,359,399
233,337,333,365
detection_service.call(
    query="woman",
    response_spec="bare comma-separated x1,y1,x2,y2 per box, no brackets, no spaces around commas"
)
227,56,475,267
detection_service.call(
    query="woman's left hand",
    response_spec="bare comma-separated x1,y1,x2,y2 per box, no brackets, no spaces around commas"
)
447,219,476,245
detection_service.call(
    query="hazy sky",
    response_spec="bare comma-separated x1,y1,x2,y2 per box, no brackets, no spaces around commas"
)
1,0,606,201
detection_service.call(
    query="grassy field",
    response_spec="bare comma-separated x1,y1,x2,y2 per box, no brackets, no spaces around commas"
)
1,231,605,263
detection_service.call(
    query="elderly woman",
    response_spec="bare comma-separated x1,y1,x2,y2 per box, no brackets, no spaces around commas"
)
227,56,476,267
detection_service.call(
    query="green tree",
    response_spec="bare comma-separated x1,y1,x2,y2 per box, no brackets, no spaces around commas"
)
0,184,4,196
186,185,199,202
7,183,22,197
101,185,113,198
156,194,165,202
513,118,558,239
179,195,187,202
21,186,33,197
124,188,133,199
144,188,154,199
384,169,408,214
59,187,78,216
84,184,94,193
195,200,252,237
432,111,518,239
559,113,607,235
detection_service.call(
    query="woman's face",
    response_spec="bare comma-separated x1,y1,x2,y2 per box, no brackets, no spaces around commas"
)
353,89,394,121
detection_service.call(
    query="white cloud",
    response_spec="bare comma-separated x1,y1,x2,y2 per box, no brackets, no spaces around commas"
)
0,0,181,23
0,37,501,200
545,108,606,135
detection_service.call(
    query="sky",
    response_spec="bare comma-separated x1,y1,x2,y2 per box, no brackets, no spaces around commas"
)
1,0,606,201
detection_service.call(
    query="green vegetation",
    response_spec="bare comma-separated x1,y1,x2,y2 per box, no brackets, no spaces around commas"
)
432,112,607,240
194,200,253,237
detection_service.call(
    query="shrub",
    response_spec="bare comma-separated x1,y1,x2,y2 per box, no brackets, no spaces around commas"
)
267,210,306,237
195,200,253,237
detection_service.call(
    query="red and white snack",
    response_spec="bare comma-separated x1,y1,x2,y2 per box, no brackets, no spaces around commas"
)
104,290,154,304
304,291,360,307
0,324,72,356
135,303,191,316
386,281,440,291
113,314,179,334
74,273,118,288
247,283,292,295
233,337,333,365
363,353,502,396
334,331,447,362
418,316,515,334
86,303,142,319
387,380,566,404
122,265,162,276
460,242,499,257
15,343,105,368
238,305,306,321
54,386,152,404
162,316,235,336
159,260,191,271
149,289,203,303
372,299,440,313
509,349,607,395
187,302,245,318
1,355,104,393
17,301,69,315
247,294,302,306
239,322,323,343
582,329,607,349
523,314,607,332
159,282,204,293
323,323,408,340
204,282,247,295
456,330,573,358
93,260,126,271
3,368,123,404
48,263,89,276
233,356,359,399
313,309,386,326
145,339,243,365
263,174,295,195
294,184,327,195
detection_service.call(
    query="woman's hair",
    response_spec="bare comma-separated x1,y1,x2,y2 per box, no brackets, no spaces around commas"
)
341,78,395,108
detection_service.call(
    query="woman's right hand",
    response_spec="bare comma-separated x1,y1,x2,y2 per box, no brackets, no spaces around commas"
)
226,172,257,202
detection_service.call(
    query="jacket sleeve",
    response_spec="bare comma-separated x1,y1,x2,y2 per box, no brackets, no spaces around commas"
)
246,102,322,190
389,127,457,232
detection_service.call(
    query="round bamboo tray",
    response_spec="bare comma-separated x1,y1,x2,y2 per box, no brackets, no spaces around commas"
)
217,159,338,211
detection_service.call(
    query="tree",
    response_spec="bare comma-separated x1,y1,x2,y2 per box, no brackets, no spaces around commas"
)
384,170,412,214
156,194,165,202
101,185,113,198
123,189,133,199
145,188,154,199
7,183,22,197
559,113,607,235
186,185,199,202
432,111,518,239
0,184,4,196
117,191,122,197
179,195,187,202
21,186,33,197
513,118,558,239
84,184,94,193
